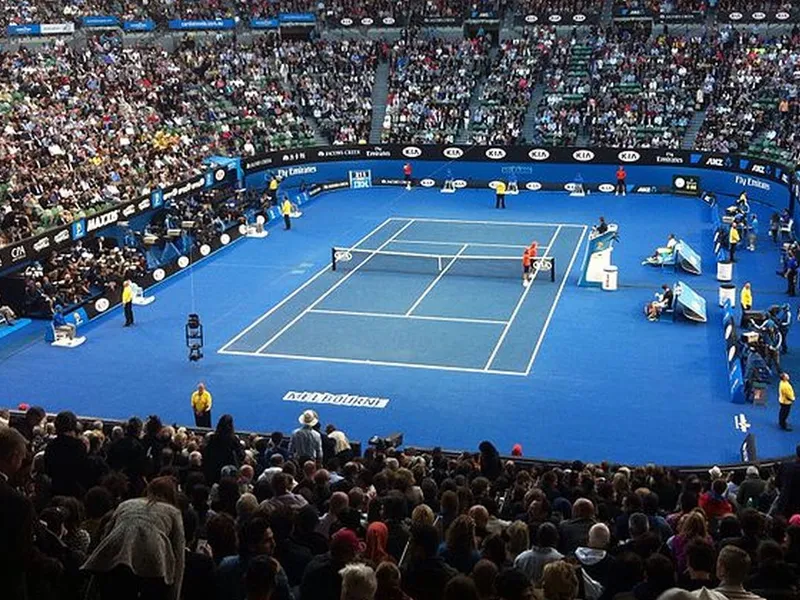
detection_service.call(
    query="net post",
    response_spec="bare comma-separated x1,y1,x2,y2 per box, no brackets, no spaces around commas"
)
331,247,337,271
551,257,555,282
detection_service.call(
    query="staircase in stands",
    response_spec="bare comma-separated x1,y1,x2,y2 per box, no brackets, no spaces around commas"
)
682,107,708,150
369,60,391,144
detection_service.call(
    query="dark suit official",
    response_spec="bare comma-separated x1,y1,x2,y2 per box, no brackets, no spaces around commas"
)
44,413,91,497
0,427,36,600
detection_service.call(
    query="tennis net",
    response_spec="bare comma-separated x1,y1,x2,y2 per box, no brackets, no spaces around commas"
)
331,247,556,281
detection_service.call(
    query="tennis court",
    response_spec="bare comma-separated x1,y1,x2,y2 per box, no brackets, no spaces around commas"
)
220,217,587,375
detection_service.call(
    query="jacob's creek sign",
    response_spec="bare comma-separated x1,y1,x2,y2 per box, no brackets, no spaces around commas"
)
283,390,390,409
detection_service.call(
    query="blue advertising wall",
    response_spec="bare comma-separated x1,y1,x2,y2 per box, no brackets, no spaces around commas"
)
245,156,790,209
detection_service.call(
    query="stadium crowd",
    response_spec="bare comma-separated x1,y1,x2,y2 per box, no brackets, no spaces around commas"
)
2,23,800,251
5,405,800,600
382,37,491,144
290,40,382,145
0,33,312,248
467,33,549,145
534,33,593,146
586,29,715,149
695,30,800,166
0,0,512,26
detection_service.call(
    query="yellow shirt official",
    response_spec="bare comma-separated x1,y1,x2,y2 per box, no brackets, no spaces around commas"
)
122,286,133,305
281,199,293,216
780,380,795,405
192,390,212,414
269,178,278,192
496,182,506,195
729,227,740,245
741,288,752,309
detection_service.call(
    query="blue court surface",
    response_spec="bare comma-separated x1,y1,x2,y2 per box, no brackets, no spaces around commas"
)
0,187,796,465
219,218,585,376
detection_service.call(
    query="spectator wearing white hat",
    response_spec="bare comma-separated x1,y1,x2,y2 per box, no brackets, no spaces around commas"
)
290,410,323,464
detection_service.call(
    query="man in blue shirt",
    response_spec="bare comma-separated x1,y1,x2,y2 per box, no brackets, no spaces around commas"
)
52,306,76,340
289,410,323,463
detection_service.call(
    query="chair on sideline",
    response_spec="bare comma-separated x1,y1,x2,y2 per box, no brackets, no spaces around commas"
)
46,323,86,348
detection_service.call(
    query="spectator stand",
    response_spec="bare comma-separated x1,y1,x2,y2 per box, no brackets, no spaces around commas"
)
533,33,594,146
695,31,800,170
382,36,491,144
467,34,547,145
588,29,710,149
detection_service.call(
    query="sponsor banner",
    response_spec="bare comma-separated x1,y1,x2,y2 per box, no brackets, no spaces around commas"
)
7,24,42,36
161,173,207,202
81,15,121,28
517,12,598,25
8,22,76,35
334,15,403,27
315,148,364,159
673,175,701,196
279,12,316,24
613,7,655,19
40,23,76,34
167,19,235,30
250,18,280,29
4,145,793,268
241,146,793,188
9,244,28,264
283,390,390,409
654,151,685,165
64,308,89,328
242,155,274,172
72,219,87,241
660,11,704,23
319,181,349,192
122,19,156,31
422,16,462,26
719,10,795,23
205,166,237,188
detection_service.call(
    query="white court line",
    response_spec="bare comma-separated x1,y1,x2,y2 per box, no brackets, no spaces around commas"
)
254,219,417,353
405,244,468,316
390,217,584,229
389,239,547,250
218,349,528,377
524,225,588,376
309,308,508,326
484,225,562,371
218,217,394,352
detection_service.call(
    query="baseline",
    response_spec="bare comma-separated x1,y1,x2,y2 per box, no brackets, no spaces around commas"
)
221,349,528,377
390,217,585,229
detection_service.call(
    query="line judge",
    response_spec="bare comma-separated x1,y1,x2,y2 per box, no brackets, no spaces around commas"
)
122,280,134,327
191,382,213,428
